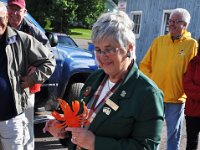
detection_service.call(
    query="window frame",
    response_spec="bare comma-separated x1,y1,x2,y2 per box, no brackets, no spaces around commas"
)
160,9,173,35
130,11,142,39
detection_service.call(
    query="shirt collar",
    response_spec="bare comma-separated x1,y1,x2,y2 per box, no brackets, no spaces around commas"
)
171,34,183,42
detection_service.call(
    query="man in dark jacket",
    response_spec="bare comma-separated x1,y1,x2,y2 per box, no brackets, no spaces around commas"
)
7,0,53,149
0,2,55,150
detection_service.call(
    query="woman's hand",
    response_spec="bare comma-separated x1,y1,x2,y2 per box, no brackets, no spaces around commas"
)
43,120,66,139
65,127,95,150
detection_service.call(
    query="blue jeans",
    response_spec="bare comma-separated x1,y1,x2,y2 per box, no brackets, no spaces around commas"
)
164,103,185,150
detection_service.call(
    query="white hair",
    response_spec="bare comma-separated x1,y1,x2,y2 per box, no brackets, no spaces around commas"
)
170,8,191,28
0,2,7,13
91,11,136,60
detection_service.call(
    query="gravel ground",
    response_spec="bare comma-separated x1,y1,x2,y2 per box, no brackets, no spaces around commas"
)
35,123,68,150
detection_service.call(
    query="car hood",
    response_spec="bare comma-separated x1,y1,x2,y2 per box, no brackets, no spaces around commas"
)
53,44,98,71
56,44,95,59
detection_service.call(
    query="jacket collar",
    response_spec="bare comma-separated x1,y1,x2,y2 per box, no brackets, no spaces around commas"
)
168,30,191,43
83,62,140,131
5,26,18,45
82,61,139,104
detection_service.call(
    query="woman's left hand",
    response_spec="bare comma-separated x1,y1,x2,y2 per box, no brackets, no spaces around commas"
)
65,127,95,150
43,120,66,139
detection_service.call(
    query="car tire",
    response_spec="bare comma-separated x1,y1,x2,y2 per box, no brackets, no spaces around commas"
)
65,83,84,101
56,82,84,114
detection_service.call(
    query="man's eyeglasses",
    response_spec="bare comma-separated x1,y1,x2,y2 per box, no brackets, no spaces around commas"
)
7,7,24,14
168,19,185,24
94,47,119,56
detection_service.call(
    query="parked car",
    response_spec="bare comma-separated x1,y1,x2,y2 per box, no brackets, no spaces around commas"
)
0,0,98,123
35,31,98,108
55,33,79,47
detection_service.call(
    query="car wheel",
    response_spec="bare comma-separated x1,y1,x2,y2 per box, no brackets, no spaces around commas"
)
65,83,84,101
56,83,84,113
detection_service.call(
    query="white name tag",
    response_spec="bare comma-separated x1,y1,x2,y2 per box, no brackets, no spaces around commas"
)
105,99,119,111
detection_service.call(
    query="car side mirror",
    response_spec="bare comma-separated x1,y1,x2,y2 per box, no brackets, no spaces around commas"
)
88,42,94,52
46,32,58,47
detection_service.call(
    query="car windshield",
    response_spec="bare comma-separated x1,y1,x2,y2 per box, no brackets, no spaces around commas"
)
57,35,78,47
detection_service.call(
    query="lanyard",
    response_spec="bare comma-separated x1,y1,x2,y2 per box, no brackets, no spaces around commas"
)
86,76,121,125
91,76,121,112
86,61,133,125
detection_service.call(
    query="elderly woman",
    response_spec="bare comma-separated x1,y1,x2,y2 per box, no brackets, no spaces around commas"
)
183,38,200,150
44,11,164,150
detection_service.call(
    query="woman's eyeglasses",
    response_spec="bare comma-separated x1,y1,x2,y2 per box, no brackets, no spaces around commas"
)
94,47,119,56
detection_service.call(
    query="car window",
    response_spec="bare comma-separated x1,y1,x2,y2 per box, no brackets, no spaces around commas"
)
57,35,78,47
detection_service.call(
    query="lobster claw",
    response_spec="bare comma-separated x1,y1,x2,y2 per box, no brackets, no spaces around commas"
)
58,98,75,117
52,111,65,121
52,98,89,128
71,100,81,115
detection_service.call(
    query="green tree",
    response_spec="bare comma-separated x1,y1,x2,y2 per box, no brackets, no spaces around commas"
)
50,0,77,32
26,0,49,26
74,0,106,28
26,0,105,32
26,0,77,32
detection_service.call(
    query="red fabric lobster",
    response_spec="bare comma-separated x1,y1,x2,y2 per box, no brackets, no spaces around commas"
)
52,98,89,129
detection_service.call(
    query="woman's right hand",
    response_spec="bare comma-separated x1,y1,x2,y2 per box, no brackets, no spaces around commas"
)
43,120,66,139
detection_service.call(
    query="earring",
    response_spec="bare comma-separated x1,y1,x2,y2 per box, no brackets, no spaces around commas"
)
127,51,131,58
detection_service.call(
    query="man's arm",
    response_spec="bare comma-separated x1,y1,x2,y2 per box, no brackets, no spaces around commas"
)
22,34,56,88
183,59,200,101
140,46,153,78
21,19,52,49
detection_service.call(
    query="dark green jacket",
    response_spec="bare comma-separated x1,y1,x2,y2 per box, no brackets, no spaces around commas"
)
65,62,164,150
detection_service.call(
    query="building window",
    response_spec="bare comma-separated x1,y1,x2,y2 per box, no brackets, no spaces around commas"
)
161,10,173,35
130,11,142,38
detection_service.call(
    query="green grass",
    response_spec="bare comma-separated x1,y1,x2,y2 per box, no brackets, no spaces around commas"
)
69,28,92,40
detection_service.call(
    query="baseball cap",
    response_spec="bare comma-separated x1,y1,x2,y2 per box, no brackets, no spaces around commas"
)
7,0,26,9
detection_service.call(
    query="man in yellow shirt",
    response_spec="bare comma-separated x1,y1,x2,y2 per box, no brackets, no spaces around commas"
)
140,8,197,150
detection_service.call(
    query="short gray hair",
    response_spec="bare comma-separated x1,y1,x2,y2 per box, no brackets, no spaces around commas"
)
0,2,7,14
170,8,191,28
91,11,136,59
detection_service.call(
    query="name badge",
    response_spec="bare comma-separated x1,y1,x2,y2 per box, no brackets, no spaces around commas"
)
103,107,111,115
105,99,119,111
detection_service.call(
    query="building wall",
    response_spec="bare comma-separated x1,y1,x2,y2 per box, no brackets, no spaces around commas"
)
126,0,200,64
